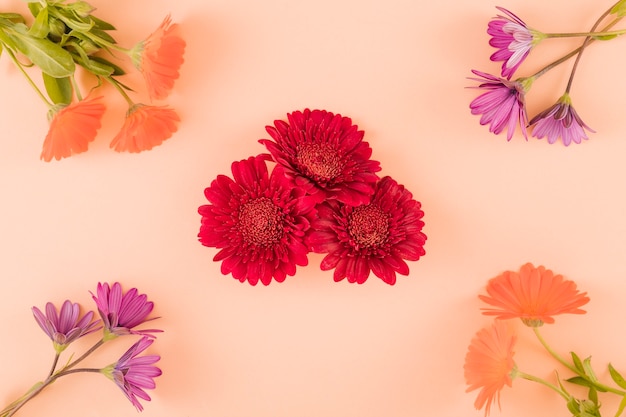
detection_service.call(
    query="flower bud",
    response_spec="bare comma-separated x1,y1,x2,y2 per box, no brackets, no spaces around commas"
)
48,17,67,40
71,1,96,18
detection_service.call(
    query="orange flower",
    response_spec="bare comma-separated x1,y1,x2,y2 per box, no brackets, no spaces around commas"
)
131,15,186,100
464,320,517,416
110,104,180,153
479,262,589,326
40,96,106,162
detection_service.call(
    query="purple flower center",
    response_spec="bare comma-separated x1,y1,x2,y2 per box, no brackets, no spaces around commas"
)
348,205,389,249
296,143,342,182
238,197,284,246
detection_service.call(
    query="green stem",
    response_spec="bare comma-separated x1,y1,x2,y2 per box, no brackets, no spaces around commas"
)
2,46,52,107
564,3,615,93
533,327,579,373
515,369,571,400
3,380,48,417
46,353,60,379
63,338,105,371
533,327,626,396
70,75,82,102
106,77,135,107
545,28,626,38
2,368,103,417
54,368,102,377
530,16,623,80
0,339,106,417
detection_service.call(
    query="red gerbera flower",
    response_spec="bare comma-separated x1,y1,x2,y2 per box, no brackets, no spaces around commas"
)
110,104,180,153
259,109,381,206
479,262,590,327
198,155,317,285
464,320,517,416
130,14,186,100
307,176,426,285
40,96,106,162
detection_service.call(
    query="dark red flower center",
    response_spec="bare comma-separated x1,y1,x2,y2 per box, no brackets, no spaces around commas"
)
347,205,389,249
238,197,284,246
296,143,342,182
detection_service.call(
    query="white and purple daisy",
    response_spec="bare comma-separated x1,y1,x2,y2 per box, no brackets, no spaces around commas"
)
529,93,594,146
488,7,543,79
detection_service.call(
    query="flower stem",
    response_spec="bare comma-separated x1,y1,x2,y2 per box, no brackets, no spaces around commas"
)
544,28,626,38
54,368,102,377
106,77,135,107
533,327,579,373
2,46,52,107
63,338,105,371
533,327,626,396
3,381,47,417
564,4,616,93
47,353,60,378
0,338,107,417
515,369,571,400
529,16,623,80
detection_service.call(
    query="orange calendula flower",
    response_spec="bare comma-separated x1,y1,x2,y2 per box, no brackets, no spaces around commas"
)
110,104,180,153
479,262,590,327
131,15,186,100
40,96,106,162
464,320,517,416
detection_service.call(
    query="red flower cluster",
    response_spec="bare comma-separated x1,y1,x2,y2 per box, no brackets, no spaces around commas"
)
198,109,427,285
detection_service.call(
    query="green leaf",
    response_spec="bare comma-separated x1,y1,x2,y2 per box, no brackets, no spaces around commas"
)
90,27,116,45
27,2,42,18
91,15,116,31
28,6,49,38
9,24,75,77
48,7,93,32
567,376,594,388
616,395,626,417
72,52,114,76
0,13,25,23
572,352,585,373
612,0,626,17
587,386,598,405
593,34,619,41
89,55,125,76
609,363,626,389
42,73,72,105
582,357,604,389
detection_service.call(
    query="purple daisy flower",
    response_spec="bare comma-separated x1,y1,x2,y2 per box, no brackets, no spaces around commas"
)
102,336,162,411
529,94,595,146
91,282,161,339
468,70,531,141
488,7,542,79
32,300,100,353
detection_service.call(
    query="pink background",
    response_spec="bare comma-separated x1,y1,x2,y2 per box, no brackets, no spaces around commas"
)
1,0,626,416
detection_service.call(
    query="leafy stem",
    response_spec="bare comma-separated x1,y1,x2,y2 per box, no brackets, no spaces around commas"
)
0,338,107,417
1,44,52,107
533,327,626,396
515,368,571,400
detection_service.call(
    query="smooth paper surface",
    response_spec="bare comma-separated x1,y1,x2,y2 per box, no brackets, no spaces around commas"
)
1,0,625,416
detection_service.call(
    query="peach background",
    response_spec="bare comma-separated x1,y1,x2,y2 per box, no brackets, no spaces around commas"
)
1,0,626,416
